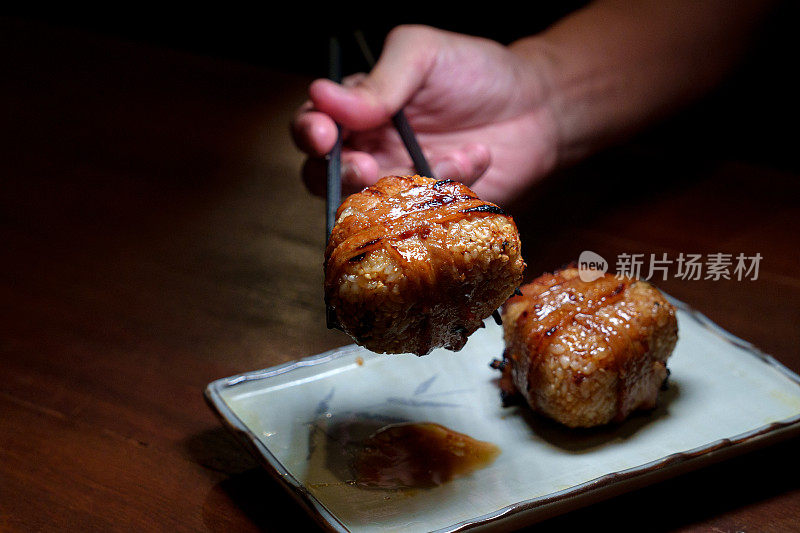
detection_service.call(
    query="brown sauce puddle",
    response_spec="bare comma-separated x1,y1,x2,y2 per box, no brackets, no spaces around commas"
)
352,422,500,489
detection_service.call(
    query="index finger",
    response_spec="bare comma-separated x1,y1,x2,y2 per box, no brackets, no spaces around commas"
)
291,101,340,157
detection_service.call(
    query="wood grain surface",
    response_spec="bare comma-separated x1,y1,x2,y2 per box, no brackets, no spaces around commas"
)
2,18,799,532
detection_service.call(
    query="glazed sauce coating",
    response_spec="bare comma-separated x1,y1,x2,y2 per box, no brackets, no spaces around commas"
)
325,174,525,355
498,267,678,426
512,272,634,358
353,422,500,489
325,176,513,286
505,271,636,402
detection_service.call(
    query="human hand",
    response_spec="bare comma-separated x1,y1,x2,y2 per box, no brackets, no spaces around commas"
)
291,25,559,206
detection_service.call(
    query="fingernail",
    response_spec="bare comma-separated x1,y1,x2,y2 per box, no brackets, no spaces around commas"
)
342,73,367,88
433,159,461,180
343,162,362,184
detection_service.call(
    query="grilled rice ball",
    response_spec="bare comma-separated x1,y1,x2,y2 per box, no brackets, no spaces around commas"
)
325,175,525,355
495,267,677,427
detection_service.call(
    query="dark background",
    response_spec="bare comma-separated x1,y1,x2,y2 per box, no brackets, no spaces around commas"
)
31,6,589,76
28,2,798,175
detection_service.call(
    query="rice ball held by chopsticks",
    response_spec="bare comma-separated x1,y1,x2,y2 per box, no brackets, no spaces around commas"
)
324,175,525,355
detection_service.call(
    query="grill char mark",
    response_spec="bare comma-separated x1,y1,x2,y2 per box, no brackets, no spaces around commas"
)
432,178,455,188
460,204,506,215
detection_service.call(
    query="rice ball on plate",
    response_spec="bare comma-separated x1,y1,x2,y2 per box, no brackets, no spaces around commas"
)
495,267,678,427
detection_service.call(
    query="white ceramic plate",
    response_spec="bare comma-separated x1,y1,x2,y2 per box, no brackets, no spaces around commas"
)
205,297,800,532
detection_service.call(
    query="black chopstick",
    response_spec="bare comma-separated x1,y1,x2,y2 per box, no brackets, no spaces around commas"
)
354,31,434,179
326,36,343,239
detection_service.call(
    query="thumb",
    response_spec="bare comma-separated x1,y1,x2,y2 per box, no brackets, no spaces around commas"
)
309,25,440,131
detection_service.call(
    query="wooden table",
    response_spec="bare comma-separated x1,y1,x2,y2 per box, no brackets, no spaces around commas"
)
2,18,799,532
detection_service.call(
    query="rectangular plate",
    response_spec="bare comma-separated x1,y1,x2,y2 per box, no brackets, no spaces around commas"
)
205,297,800,532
